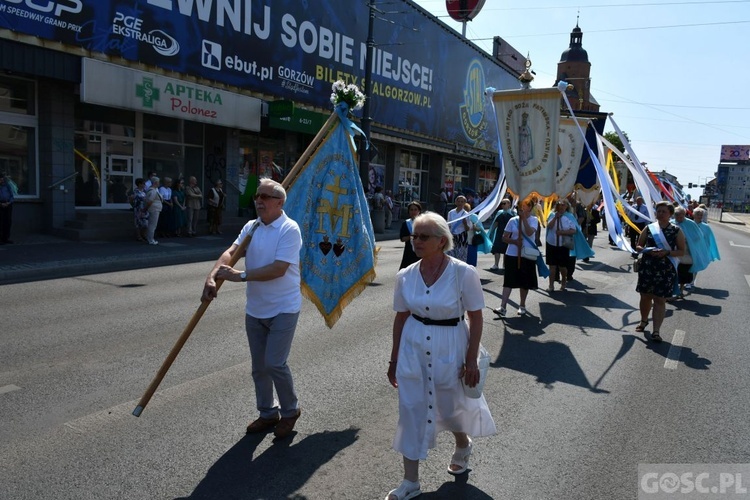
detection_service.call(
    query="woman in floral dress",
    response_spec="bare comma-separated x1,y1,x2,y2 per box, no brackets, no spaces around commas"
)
634,201,686,342
131,178,149,242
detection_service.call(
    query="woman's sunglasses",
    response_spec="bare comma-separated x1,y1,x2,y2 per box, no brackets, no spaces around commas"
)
411,233,435,241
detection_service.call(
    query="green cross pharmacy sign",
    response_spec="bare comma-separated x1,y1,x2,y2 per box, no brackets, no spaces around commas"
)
135,77,160,109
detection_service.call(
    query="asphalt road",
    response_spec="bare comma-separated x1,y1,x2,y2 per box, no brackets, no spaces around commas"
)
1,222,750,499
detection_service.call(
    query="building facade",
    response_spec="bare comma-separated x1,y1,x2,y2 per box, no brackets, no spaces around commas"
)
0,0,522,239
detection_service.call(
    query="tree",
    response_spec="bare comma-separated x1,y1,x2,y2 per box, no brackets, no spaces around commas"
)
603,130,629,155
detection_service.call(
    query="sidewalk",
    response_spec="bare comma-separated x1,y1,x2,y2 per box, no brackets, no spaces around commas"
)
0,225,403,286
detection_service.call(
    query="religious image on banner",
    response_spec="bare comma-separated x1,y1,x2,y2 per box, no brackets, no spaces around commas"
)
284,116,377,329
555,117,588,198
492,88,561,200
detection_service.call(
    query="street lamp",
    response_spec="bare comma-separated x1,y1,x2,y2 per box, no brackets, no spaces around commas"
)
358,0,375,180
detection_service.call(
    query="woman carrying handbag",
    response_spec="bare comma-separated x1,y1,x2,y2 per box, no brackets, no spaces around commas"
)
492,198,540,318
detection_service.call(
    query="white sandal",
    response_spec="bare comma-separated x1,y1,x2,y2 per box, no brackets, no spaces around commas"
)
384,479,421,500
447,437,473,475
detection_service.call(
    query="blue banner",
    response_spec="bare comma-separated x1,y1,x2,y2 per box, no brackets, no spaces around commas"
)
0,0,517,148
284,114,376,328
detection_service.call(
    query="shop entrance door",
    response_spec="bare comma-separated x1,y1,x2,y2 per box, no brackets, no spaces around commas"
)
103,154,134,208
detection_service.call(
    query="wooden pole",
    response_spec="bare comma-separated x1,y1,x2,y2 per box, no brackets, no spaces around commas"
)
133,112,339,417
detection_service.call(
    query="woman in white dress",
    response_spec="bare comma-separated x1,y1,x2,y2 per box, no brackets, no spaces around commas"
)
385,212,496,500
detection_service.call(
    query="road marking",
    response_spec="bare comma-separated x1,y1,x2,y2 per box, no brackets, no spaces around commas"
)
664,329,686,370
0,384,21,395
730,241,750,248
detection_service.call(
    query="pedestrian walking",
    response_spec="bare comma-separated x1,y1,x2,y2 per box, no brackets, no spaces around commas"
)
492,198,540,317
202,178,303,439
634,201,686,343
386,211,496,500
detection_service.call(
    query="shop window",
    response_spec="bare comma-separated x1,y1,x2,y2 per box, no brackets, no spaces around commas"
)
0,124,36,197
0,77,35,115
397,149,429,202
478,163,498,197
143,113,202,144
445,158,469,200
75,103,135,137
0,75,37,197
73,133,102,206
143,142,203,184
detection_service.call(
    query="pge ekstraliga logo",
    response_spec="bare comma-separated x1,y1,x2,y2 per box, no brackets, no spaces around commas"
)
202,40,222,70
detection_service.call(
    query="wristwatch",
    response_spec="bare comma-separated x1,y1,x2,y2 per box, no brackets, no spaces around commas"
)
239,271,247,282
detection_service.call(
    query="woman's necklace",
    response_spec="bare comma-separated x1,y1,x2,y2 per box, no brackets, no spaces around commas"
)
421,254,447,287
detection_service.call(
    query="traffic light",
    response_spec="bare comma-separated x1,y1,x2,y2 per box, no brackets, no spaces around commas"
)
688,183,693,188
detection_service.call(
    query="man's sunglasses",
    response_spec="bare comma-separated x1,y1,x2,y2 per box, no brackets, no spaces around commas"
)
254,193,282,200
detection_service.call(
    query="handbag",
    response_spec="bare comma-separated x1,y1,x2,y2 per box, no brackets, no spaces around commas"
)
463,344,491,399
521,245,540,260
471,232,484,246
560,234,575,250
453,264,491,399
557,218,575,249
633,255,642,273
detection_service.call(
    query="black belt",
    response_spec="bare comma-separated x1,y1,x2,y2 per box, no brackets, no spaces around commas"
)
411,314,463,326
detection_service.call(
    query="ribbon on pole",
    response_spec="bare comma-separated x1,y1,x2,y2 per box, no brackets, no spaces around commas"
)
557,81,634,254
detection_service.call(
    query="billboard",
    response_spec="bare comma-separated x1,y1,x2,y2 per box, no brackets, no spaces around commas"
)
720,145,750,162
0,0,519,148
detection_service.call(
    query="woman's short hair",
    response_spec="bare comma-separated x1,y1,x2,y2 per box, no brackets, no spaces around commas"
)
413,211,453,253
655,200,674,214
674,205,687,217
693,207,705,218
407,201,422,212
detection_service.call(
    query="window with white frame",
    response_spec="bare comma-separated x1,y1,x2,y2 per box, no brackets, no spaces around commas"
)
398,149,429,202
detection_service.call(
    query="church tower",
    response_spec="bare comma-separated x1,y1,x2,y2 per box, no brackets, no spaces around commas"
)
555,22,599,112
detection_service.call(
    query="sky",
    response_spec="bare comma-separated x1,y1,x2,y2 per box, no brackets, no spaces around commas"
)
410,0,750,200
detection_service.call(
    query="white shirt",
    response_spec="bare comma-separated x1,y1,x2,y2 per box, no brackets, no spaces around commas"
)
158,186,172,201
234,211,302,317
545,214,575,246
447,208,468,234
503,216,539,257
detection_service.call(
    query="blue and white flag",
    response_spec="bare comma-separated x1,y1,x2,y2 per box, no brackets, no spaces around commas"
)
284,115,377,328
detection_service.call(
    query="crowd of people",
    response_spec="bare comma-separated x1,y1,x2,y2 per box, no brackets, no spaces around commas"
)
192,184,721,500
129,174,225,244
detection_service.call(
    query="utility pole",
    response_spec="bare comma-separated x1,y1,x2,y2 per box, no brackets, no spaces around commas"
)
359,0,375,181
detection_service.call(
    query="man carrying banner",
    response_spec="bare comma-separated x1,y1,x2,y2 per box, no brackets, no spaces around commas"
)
202,178,303,439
